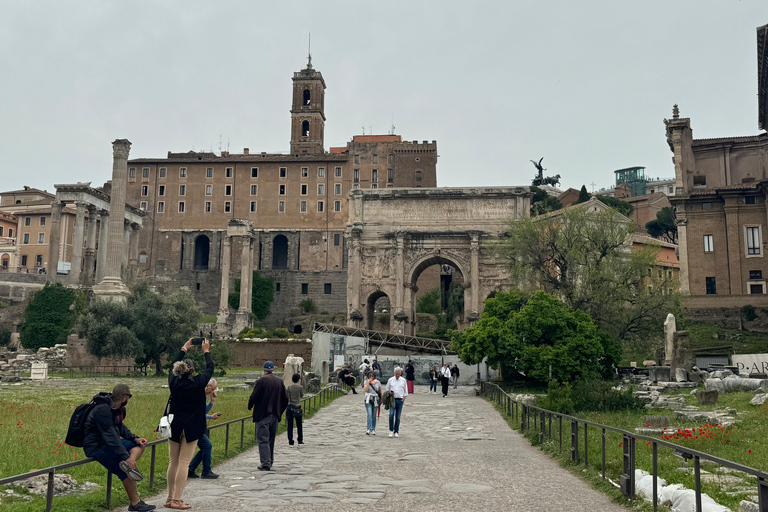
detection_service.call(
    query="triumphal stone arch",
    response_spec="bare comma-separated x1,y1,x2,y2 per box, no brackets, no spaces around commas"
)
346,187,531,335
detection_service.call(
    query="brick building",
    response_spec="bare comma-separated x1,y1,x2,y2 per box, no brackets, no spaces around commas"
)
667,24,768,306
123,58,438,322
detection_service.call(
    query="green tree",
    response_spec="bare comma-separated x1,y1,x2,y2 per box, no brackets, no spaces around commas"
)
596,195,634,217
530,186,562,216
575,185,591,204
500,206,677,340
228,272,275,320
645,206,677,243
20,284,77,351
79,282,201,374
451,291,614,382
416,288,441,315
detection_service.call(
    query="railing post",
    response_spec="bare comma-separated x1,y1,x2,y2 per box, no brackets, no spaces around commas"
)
150,444,157,488
559,415,562,452
571,420,579,464
620,434,635,498
602,428,606,480
106,471,113,507
694,456,702,512
584,422,588,469
45,470,55,512
225,424,230,456
758,476,768,512
539,411,545,443
241,419,245,449
521,404,527,431
652,442,658,511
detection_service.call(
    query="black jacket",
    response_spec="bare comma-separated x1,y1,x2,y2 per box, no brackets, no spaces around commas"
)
168,350,214,443
248,373,288,423
82,393,137,459
451,366,460,377
405,364,415,380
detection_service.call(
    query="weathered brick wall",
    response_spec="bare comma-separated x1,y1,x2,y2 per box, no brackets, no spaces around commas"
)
260,270,347,328
66,334,136,369
231,339,312,368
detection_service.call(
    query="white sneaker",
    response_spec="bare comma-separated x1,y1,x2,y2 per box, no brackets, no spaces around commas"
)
388,431,394,437
371,430,376,435
394,432,399,438
366,430,370,435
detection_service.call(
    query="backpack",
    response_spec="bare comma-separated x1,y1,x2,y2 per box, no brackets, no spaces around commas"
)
65,399,99,447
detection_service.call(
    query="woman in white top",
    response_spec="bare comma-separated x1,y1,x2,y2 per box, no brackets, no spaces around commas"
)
362,370,381,435
440,363,451,397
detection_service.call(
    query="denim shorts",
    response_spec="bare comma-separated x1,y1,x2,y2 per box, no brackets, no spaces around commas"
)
91,439,138,481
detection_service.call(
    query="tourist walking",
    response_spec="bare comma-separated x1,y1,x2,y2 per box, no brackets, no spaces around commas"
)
372,359,381,380
428,365,439,394
405,360,415,394
81,384,154,511
451,363,460,389
359,359,370,384
187,378,221,479
166,338,215,510
440,363,451,397
385,366,408,437
363,370,382,435
286,373,304,446
247,361,289,471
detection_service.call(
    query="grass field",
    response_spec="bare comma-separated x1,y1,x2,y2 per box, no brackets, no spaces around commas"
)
487,388,768,511
0,375,340,512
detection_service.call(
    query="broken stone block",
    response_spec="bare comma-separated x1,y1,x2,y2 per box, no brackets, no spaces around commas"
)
695,389,719,405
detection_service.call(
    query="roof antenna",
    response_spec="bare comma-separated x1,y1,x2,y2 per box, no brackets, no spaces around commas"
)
307,33,312,69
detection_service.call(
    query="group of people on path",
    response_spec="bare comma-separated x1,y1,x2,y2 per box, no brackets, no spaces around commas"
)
429,363,459,397
79,339,300,511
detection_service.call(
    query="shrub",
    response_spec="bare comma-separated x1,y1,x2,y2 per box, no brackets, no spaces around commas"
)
198,314,218,323
271,328,290,338
299,299,316,314
238,327,269,339
20,284,76,351
416,288,441,315
0,330,10,347
742,305,757,322
537,380,575,414
571,379,643,412
228,272,275,320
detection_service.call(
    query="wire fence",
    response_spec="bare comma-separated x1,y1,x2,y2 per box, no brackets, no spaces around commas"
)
0,383,344,512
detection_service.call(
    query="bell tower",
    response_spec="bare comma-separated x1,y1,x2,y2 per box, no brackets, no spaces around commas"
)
290,55,326,155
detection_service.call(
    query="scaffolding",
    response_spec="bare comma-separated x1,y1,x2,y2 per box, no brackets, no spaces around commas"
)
313,323,454,355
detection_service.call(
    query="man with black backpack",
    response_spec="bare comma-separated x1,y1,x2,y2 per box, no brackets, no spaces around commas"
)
82,384,155,511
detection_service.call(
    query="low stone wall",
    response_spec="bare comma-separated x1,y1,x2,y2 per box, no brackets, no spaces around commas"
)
231,338,312,368
65,334,135,369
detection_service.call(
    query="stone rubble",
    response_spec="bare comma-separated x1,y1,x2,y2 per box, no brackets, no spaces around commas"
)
13,473,99,497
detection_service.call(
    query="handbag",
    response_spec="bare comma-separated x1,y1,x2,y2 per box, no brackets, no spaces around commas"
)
157,395,174,440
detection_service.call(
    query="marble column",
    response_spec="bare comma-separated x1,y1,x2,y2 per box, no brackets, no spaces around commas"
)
121,220,130,282
95,211,109,284
128,223,140,283
83,206,98,286
347,235,362,327
395,233,405,315
93,139,131,301
234,234,254,333
46,201,62,284
470,233,480,316
217,235,232,329
69,202,87,285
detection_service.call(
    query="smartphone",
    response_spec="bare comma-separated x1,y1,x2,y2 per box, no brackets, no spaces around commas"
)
191,337,205,345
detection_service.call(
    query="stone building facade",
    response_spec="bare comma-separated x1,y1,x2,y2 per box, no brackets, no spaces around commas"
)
122,58,438,325
668,26,768,304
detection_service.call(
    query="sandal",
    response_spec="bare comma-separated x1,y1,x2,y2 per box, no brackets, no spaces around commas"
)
165,498,173,508
170,500,191,510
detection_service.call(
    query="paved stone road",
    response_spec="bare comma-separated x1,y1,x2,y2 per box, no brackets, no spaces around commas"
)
129,386,628,511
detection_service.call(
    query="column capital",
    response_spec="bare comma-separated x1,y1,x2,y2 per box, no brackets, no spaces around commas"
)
112,139,132,159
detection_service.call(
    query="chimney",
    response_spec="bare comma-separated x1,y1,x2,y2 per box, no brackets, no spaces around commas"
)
243,148,249,155
221,151,229,157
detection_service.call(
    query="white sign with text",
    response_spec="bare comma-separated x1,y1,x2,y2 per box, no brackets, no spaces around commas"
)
732,354,768,376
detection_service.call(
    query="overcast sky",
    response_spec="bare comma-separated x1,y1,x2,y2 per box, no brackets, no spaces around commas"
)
0,1,765,195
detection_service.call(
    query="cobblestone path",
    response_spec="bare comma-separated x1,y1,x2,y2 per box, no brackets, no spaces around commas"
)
128,386,627,511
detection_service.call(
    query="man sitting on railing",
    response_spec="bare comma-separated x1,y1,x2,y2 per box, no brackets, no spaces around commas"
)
83,384,155,512
187,378,221,479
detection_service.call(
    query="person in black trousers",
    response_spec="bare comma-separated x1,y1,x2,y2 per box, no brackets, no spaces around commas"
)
248,361,289,470
165,338,214,510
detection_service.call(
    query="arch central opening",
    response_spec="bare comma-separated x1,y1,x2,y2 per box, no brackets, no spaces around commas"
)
366,291,390,331
411,256,465,335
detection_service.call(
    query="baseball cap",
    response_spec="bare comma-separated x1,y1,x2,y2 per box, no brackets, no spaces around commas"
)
264,361,275,370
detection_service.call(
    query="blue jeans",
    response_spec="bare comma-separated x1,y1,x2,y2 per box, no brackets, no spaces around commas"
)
429,380,437,392
90,439,138,482
365,401,378,431
388,398,403,433
189,434,212,474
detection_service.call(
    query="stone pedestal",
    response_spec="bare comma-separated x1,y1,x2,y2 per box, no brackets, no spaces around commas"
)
320,360,329,384
648,366,671,383
30,362,48,380
283,354,304,387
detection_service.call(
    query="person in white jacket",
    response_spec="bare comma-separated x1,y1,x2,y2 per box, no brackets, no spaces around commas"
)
385,367,408,437
440,363,451,397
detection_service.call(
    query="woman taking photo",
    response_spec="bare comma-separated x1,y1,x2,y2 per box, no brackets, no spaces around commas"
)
165,338,214,510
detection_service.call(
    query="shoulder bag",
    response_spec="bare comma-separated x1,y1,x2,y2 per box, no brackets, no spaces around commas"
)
157,395,174,439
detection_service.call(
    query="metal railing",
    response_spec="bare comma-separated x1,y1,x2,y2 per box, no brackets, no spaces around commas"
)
0,383,344,512
481,381,768,512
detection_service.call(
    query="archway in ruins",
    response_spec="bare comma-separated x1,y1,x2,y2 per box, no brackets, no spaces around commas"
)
346,187,531,335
